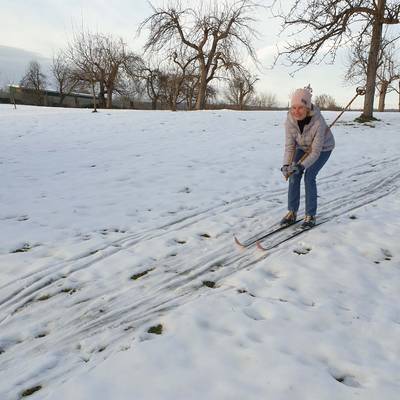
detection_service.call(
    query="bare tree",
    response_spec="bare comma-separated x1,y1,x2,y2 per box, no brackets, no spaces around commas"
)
141,49,199,111
120,56,146,108
251,92,278,109
158,71,184,110
66,31,101,111
166,48,198,111
67,31,138,110
99,35,139,108
273,0,400,120
141,63,164,110
20,61,47,105
205,84,218,105
140,0,261,110
117,77,146,108
182,73,201,110
51,51,80,105
225,70,258,109
314,94,339,110
376,41,400,111
345,39,369,88
345,34,400,111
392,80,400,110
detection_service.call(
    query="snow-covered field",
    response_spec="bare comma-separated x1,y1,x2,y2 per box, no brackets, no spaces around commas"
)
0,105,399,400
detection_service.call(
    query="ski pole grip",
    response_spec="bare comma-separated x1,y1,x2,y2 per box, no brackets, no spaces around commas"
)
356,87,366,96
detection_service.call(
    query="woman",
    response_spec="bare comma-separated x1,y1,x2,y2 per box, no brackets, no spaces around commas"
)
280,86,335,229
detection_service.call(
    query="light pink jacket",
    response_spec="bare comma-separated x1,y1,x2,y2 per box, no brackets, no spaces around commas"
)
283,106,335,169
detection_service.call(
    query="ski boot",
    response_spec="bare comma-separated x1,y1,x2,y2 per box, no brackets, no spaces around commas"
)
301,215,316,229
280,211,297,226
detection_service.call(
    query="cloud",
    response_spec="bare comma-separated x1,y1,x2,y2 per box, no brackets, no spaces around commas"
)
0,46,51,86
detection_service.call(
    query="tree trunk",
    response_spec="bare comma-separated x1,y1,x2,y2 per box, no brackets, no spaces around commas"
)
186,95,192,111
59,92,66,106
106,87,113,109
170,84,180,111
361,0,385,119
186,87,194,110
195,83,207,110
91,80,98,112
10,86,17,109
195,66,208,110
239,91,246,111
378,80,388,112
99,81,106,108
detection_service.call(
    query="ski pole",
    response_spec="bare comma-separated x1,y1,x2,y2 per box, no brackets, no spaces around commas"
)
327,87,366,129
285,86,365,181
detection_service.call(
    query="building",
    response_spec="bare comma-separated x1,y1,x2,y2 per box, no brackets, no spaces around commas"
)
7,85,95,108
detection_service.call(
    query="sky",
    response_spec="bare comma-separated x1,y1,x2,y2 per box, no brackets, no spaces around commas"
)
0,0,399,108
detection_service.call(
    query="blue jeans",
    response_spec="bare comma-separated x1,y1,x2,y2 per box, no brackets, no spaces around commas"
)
288,149,332,216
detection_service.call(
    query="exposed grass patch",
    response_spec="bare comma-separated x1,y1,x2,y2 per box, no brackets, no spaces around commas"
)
293,247,312,255
381,248,392,259
210,262,223,272
37,294,51,301
123,325,134,332
237,288,256,297
130,268,154,280
11,243,31,253
332,374,360,388
148,324,163,335
354,115,379,124
21,385,42,397
60,288,77,295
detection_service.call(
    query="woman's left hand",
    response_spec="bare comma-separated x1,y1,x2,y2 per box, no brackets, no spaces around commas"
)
289,163,305,175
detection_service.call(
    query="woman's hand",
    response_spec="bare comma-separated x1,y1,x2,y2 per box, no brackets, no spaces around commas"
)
280,165,290,178
289,163,305,175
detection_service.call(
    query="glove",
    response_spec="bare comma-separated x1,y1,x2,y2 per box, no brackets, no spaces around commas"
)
280,165,290,178
288,163,305,175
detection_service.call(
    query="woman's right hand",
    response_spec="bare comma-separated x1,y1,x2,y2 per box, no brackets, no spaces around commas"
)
280,165,290,178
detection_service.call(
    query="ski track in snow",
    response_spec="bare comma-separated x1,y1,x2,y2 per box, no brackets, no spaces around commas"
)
1,155,399,398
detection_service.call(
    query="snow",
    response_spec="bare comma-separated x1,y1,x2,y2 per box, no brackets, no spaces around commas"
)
0,104,399,400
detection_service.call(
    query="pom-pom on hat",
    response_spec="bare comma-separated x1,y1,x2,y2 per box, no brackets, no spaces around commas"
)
291,85,312,108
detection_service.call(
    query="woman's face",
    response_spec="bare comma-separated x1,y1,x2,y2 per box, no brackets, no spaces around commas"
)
290,105,308,121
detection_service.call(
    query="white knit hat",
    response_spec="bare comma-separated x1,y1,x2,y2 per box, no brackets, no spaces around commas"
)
291,87,312,108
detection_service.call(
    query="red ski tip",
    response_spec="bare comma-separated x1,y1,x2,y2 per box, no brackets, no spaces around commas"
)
256,241,267,251
234,236,246,248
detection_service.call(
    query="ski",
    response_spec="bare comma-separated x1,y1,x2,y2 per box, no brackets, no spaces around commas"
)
255,219,328,252
234,220,302,249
